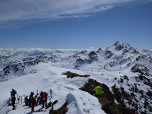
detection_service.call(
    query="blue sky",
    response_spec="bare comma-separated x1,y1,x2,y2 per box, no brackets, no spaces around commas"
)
0,0,152,50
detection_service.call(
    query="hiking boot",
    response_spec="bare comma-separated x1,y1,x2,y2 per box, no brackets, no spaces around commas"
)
12,107,16,110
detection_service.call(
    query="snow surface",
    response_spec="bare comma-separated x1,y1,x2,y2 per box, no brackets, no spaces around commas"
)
0,65,106,114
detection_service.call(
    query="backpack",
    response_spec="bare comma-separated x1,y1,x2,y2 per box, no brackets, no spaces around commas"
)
44,93,48,100
11,91,14,96
14,90,16,95
25,98,28,103
33,99,36,104
46,93,48,98
32,98,36,104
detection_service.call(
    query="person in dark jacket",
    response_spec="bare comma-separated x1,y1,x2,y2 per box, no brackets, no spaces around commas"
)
42,92,48,108
31,97,36,112
28,95,32,108
12,96,16,110
11,89,17,97
31,92,34,97
40,91,44,105
11,89,17,110
24,96,28,106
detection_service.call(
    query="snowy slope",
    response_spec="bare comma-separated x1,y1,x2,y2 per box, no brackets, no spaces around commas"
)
0,65,106,114
0,41,152,114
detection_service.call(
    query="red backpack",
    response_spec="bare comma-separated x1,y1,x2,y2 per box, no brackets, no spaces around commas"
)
44,93,48,100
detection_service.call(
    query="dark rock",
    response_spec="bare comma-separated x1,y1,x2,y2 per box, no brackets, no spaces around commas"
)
102,104,115,114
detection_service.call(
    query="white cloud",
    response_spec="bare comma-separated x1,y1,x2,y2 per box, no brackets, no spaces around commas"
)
0,48,82,54
0,0,151,27
90,47,94,49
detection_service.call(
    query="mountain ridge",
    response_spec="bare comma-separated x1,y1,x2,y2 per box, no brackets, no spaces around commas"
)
0,41,152,113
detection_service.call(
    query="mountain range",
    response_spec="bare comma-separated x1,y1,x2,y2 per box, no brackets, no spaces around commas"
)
0,41,152,114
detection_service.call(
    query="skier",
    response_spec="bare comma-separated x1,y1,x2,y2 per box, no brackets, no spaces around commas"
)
28,95,32,108
42,92,48,108
24,96,28,106
11,89,17,97
31,92,34,97
31,97,36,112
40,91,44,104
11,89,17,110
92,86,105,98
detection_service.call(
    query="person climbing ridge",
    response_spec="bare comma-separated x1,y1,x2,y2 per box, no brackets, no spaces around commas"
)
92,86,105,98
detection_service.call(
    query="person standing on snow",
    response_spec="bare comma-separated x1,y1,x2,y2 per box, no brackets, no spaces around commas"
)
42,92,48,108
11,89,17,98
31,92,34,97
28,95,32,108
11,96,16,110
24,96,28,106
31,97,36,112
40,91,44,104
11,89,17,110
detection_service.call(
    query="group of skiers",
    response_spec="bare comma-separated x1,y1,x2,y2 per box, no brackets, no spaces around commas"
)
10,89,52,112
10,85,137,113
24,91,49,112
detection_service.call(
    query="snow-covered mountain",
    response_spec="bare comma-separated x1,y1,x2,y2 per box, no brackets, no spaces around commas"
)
0,41,152,114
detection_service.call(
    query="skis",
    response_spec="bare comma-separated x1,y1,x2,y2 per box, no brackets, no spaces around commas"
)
52,100,58,105
35,109,46,112
35,107,46,112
